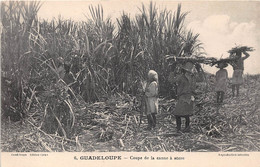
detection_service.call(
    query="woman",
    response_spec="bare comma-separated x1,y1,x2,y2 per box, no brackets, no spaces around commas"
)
229,51,250,97
144,70,159,130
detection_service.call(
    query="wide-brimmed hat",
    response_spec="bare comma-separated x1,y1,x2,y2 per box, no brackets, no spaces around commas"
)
216,62,228,68
181,62,195,73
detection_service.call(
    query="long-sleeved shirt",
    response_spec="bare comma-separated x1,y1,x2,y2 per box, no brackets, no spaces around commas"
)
170,73,195,96
144,81,158,114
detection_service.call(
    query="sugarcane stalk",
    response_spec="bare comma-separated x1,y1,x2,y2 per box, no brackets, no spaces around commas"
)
165,54,217,65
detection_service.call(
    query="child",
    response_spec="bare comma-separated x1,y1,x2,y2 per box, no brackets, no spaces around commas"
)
169,62,196,133
215,62,228,103
144,70,159,130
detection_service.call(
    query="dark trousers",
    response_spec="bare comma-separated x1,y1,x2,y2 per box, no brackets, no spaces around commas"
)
232,84,240,97
147,113,156,128
216,91,224,103
175,115,190,130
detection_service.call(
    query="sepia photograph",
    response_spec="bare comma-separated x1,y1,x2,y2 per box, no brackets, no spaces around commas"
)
1,0,260,166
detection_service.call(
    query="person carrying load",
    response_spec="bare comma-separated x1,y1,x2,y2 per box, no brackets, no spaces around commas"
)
228,46,252,97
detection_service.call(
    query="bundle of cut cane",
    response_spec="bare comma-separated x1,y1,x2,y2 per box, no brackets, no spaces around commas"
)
228,45,254,54
165,54,217,65
211,46,254,66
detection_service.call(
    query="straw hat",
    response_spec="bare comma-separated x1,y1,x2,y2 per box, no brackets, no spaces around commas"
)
181,62,195,73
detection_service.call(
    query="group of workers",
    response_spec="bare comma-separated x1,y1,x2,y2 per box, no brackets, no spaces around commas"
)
142,50,250,132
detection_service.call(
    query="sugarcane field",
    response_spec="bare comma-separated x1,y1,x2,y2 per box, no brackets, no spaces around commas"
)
1,1,260,153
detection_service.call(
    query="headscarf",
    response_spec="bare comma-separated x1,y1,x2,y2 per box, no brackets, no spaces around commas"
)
148,70,158,84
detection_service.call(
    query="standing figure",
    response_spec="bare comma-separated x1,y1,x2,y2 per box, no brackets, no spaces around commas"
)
63,63,76,98
215,62,228,103
230,51,250,97
57,57,65,79
63,63,75,85
144,70,159,130
169,62,196,133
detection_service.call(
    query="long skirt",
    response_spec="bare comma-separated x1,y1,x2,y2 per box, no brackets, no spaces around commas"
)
215,79,227,92
232,70,243,85
145,97,158,115
173,94,194,116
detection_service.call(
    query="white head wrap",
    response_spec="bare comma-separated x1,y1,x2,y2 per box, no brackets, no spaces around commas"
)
148,70,158,82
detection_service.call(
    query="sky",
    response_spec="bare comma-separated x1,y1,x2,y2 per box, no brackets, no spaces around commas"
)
37,0,260,76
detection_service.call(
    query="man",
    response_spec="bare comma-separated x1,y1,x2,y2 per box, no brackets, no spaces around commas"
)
230,51,250,97
168,62,197,133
